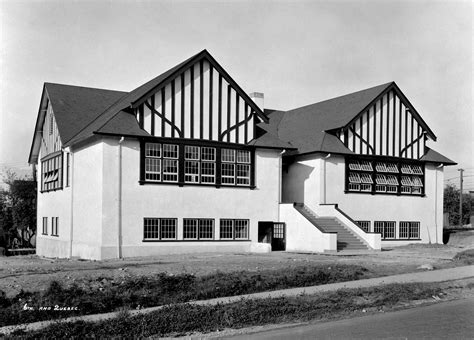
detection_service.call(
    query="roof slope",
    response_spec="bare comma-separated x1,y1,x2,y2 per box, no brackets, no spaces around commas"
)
45,83,127,144
420,147,456,165
273,83,392,155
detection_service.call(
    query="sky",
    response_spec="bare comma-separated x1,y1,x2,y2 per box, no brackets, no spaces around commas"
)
0,0,472,190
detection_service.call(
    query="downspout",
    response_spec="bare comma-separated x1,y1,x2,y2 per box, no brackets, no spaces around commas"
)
118,137,124,259
69,152,74,258
435,163,444,244
322,153,331,204
278,149,286,221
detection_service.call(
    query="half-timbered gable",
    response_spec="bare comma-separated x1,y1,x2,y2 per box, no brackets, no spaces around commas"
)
335,83,436,160
134,52,266,144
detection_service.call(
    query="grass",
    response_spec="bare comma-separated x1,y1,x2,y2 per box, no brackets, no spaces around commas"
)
0,264,368,327
10,282,443,338
453,249,474,265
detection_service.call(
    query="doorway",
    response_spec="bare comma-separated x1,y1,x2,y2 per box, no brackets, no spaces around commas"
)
258,221,286,251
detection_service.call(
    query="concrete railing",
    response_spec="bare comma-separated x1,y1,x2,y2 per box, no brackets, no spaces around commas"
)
314,204,381,250
280,203,337,253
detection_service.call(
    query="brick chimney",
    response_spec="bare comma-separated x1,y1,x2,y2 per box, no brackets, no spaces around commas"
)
249,92,264,111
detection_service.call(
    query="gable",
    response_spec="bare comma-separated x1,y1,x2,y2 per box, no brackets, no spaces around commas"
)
133,53,266,145
336,84,435,160
40,97,62,157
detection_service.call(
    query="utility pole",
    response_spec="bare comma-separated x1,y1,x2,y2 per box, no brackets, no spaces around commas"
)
458,169,464,226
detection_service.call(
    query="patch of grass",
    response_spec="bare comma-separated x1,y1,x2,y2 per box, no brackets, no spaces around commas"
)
15,282,442,338
453,249,474,265
0,264,367,327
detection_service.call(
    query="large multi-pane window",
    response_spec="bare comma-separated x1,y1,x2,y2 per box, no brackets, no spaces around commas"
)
41,153,63,192
374,221,396,239
399,221,420,239
219,219,249,240
183,219,214,240
143,218,177,240
346,158,424,195
142,142,252,187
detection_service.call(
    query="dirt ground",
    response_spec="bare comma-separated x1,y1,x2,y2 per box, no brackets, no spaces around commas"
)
0,244,472,298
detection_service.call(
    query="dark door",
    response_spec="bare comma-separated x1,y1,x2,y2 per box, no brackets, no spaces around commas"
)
258,221,273,244
271,223,286,251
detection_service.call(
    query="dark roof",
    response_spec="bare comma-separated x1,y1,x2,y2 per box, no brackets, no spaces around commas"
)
269,83,393,156
65,49,268,147
45,83,126,144
420,147,456,165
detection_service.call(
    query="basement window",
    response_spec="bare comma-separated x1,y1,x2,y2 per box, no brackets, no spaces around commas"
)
143,218,177,241
374,221,395,239
219,219,249,240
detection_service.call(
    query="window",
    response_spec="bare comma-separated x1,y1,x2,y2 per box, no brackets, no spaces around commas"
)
374,221,395,239
220,149,250,185
346,158,424,195
183,219,214,240
41,153,63,192
273,223,285,239
399,221,420,239
42,217,48,235
143,218,177,240
219,219,249,240
142,142,252,187
51,217,59,236
356,221,371,232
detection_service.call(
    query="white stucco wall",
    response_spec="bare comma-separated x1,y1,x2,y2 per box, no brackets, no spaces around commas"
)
286,154,444,245
36,150,71,258
70,141,104,259
95,138,281,259
280,204,337,252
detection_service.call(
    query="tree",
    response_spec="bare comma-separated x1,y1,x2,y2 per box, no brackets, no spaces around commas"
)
444,184,472,226
0,169,37,248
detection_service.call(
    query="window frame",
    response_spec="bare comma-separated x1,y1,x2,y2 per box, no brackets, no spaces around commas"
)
399,221,420,240
140,139,254,189
41,152,63,193
374,221,396,239
183,218,215,240
345,157,425,196
219,219,249,240
143,217,177,241
51,217,59,237
42,217,48,235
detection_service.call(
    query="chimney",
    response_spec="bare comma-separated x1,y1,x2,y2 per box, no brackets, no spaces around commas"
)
249,92,264,111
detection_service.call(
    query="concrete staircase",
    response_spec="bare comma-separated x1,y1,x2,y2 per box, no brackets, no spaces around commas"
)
294,203,370,251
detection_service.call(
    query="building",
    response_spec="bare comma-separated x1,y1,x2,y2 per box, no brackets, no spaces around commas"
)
28,50,455,260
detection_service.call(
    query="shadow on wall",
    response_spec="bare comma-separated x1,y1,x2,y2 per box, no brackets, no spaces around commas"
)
282,162,314,203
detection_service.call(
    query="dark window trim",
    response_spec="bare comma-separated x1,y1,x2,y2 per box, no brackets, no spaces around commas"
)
140,139,255,189
42,217,48,235
183,218,215,240
219,218,250,240
345,156,425,197
51,217,59,237
374,220,396,240
41,152,64,193
143,217,178,241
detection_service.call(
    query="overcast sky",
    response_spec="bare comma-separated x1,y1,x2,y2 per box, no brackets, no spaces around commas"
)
0,0,472,190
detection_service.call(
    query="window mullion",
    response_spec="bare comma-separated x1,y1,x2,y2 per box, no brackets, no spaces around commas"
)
216,148,222,188
178,144,185,186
